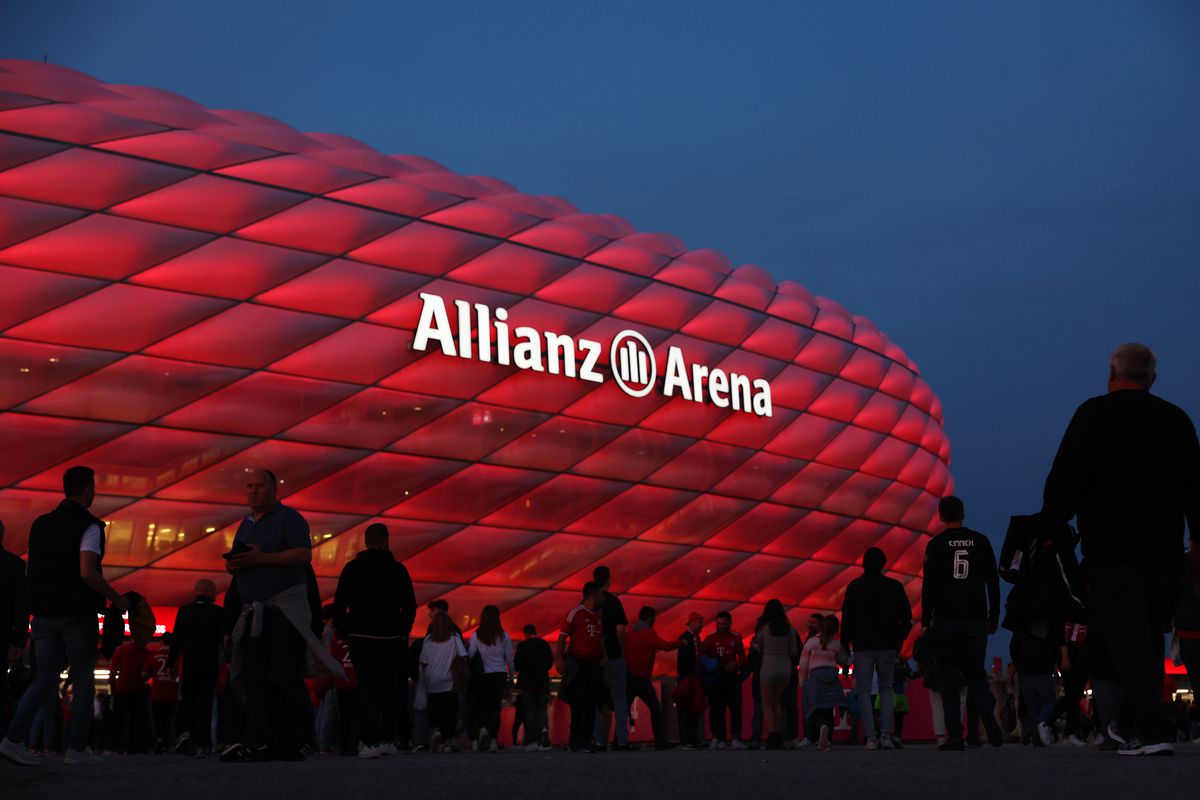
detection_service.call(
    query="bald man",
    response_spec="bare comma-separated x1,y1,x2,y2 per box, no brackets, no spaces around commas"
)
171,579,224,755
1043,343,1200,756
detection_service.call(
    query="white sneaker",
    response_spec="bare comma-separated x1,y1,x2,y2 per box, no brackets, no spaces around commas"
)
0,738,42,766
376,741,398,756
358,744,382,759
794,738,813,750
708,740,725,750
864,736,879,751
880,734,895,750
488,738,498,753
1107,722,1126,745
818,725,831,751
729,739,748,750
524,742,539,752
64,749,104,766
476,727,491,753
936,735,946,747
1064,735,1087,747
1037,722,1054,746
429,729,443,753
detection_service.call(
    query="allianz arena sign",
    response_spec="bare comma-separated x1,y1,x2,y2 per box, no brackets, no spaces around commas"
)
414,292,774,417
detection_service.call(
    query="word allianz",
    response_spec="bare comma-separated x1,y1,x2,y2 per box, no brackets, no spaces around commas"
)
412,292,773,417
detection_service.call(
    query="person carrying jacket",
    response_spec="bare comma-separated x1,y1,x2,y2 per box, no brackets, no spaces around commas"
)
841,546,912,750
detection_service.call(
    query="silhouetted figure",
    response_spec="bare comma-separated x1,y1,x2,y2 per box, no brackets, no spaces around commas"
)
0,467,128,767
1042,343,1200,756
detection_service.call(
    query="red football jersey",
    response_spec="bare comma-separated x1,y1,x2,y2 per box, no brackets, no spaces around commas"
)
329,634,358,690
560,605,604,661
147,643,179,703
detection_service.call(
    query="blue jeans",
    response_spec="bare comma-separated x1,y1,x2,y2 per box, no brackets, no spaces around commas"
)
1019,673,1056,734
5,615,97,752
854,649,896,738
594,657,629,745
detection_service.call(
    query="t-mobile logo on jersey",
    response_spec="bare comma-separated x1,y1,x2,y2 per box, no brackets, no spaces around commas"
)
412,292,773,417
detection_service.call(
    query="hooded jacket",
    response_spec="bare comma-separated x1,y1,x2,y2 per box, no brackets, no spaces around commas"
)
332,548,416,639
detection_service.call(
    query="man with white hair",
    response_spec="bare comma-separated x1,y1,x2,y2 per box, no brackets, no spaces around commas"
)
1043,343,1200,756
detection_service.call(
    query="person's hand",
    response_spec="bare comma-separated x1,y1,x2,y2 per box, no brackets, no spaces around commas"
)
110,594,130,613
228,544,266,571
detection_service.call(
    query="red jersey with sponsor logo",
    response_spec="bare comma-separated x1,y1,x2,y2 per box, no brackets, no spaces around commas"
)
110,642,154,695
561,605,604,661
147,643,179,703
329,634,358,690
701,630,744,670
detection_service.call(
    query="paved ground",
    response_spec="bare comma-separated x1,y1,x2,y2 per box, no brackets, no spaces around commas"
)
2,744,1197,800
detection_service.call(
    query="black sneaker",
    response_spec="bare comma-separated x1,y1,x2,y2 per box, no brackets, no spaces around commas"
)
278,742,316,762
173,733,196,757
219,743,272,763
938,738,965,752
981,712,1004,747
612,743,638,752
1119,738,1174,757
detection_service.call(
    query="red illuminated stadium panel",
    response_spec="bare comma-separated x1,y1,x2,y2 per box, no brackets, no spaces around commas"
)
0,60,952,647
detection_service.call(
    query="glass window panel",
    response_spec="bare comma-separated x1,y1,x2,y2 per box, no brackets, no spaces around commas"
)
20,355,248,424
18,426,254,497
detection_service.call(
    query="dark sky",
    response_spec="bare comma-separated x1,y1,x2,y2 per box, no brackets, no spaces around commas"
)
4,1,1199,655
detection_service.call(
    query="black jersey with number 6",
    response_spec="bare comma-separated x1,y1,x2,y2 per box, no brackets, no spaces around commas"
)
921,526,1000,628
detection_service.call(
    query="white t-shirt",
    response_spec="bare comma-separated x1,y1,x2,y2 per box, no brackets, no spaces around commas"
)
80,524,103,555
421,635,467,694
468,631,513,675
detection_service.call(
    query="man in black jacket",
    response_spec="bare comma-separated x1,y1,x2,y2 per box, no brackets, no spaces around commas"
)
1042,343,1200,756
841,546,912,750
332,522,416,756
0,519,28,738
171,579,223,755
922,495,1003,751
0,467,128,767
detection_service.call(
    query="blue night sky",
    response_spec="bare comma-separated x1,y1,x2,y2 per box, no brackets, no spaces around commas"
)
4,1,1199,656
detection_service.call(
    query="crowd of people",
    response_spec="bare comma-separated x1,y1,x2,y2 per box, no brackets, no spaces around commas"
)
0,343,1197,766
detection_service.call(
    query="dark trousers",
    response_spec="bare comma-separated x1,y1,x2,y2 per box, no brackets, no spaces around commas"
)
335,689,356,755
520,689,548,744
931,619,995,741
178,668,217,748
567,658,602,749
427,690,457,742
783,683,799,740
471,672,507,740
749,674,762,743
626,673,664,746
237,607,309,751
347,636,403,746
1047,665,1087,735
708,672,742,742
1088,562,1174,744
113,692,153,753
151,701,175,747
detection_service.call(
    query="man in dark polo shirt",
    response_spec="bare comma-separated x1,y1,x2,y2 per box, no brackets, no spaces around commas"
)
220,469,313,763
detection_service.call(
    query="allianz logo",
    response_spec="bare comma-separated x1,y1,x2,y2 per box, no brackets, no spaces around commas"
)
412,292,773,418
